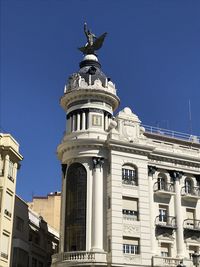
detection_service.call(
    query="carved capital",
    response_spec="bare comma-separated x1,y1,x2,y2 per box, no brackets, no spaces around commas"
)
92,157,104,169
148,166,157,176
169,170,183,181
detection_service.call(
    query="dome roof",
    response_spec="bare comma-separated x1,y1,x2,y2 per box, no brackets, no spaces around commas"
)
78,54,109,87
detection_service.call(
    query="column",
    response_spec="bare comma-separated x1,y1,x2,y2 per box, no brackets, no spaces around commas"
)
67,117,71,133
148,166,157,255
72,114,76,131
170,171,185,257
105,114,108,130
77,113,80,131
82,112,86,130
91,157,104,251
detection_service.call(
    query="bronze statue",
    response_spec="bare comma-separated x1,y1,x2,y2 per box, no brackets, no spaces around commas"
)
78,23,107,55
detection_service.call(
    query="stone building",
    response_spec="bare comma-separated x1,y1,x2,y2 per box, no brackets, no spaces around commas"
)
51,30,200,267
11,195,59,267
28,192,61,232
0,133,23,267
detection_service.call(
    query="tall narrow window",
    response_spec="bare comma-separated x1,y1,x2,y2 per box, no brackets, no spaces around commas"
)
161,243,170,257
185,178,193,194
159,205,168,223
122,197,139,221
122,165,138,185
65,163,87,252
4,191,13,217
0,233,9,259
8,160,14,178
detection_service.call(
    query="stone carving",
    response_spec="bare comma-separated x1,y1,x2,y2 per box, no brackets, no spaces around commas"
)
123,224,140,234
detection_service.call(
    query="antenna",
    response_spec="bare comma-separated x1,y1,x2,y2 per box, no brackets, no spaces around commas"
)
188,99,192,135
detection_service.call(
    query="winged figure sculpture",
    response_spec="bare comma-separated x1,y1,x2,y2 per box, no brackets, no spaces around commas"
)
78,23,107,55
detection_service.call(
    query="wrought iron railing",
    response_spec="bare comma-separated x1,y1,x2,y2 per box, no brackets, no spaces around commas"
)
155,215,177,228
181,186,200,197
184,219,200,231
143,124,200,143
154,182,175,193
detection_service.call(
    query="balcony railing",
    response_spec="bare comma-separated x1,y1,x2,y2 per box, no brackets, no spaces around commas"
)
122,178,138,186
154,182,175,193
181,186,200,198
152,256,183,267
52,251,107,264
155,216,177,229
184,219,200,231
143,124,200,143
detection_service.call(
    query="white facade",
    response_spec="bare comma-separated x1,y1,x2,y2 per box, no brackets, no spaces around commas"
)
0,133,23,267
52,52,200,267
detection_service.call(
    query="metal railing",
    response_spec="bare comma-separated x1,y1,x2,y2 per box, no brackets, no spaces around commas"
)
181,186,200,197
184,219,200,231
155,215,177,228
143,124,200,143
154,182,175,193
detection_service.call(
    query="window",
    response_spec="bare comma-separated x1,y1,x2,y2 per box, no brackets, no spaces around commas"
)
122,165,137,185
122,197,139,220
4,191,13,217
32,258,37,267
185,178,193,194
189,246,199,260
161,243,170,257
16,216,24,232
65,163,87,252
8,160,14,179
159,205,168,223
0,233,9,259
13,247,29,267
157,173,167,190
0,157,4,176
123,237,139,255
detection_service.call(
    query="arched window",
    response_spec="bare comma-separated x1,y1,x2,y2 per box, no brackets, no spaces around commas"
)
185,178,193,194
122,165,138,185
65,163,87,252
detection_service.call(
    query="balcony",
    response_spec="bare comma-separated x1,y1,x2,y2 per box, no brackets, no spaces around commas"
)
154,182,175,197
51,251,107,266
152,256,193,267
181,186,200,201
155,216,177,229
184,219,200,231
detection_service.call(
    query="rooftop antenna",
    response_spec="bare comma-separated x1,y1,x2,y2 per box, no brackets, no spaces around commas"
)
188,99,192,135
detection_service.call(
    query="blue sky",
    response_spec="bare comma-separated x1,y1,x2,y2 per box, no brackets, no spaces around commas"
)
1,0,200,201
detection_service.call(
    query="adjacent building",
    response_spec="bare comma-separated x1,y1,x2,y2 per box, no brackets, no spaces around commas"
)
0,133,23,267
12,195,59,267
28,192,61,232
52,29,200,267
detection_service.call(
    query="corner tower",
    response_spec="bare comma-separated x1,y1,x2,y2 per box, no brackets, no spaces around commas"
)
54,24,120,266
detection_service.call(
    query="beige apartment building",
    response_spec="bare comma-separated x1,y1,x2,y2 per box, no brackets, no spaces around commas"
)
11,195,59,267
51,26,200,267
0,133,23,267
28,191,61,232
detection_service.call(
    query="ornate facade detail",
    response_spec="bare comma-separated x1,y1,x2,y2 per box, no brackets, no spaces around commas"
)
123,224,140,235
148,165,157,176
169,170,183,181
92,157,104,169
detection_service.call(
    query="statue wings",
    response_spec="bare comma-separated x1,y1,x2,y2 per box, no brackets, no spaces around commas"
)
78,32,107,55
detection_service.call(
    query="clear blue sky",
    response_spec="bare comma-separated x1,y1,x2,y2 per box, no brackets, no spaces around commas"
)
1,0,200,201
